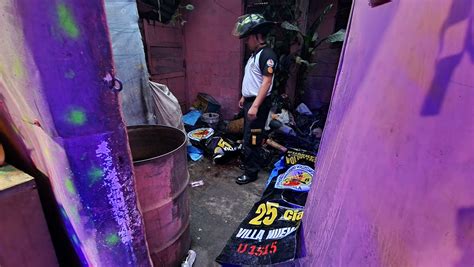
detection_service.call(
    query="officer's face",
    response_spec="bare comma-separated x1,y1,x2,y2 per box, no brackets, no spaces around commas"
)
245,34,258,51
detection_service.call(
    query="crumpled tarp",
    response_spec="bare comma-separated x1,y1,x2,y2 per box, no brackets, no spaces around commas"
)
149,81,185,131
105,0,155,125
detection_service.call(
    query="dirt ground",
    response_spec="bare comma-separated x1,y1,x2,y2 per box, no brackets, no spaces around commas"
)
187,157,269,267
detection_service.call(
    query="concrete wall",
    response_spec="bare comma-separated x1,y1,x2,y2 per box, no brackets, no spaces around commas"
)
0,1,151,265
302,0,474,266
183,0,243,119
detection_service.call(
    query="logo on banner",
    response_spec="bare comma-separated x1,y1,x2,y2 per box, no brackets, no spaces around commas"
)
275,164,314,192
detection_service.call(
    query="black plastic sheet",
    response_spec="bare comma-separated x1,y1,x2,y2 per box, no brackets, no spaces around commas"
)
216,149,316,266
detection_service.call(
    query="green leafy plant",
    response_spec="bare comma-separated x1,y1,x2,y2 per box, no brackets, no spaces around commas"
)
255,0,300,97
248,1,346,104
281,4,345,70
281,3,346,103
170,3,194,26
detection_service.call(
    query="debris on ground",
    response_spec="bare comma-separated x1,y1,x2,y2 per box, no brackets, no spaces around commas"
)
182,92,327,168
183,110,202,126
193,92,221,113
180,92,329,265
190,180,205,187
295,102,312,115
187,128,214,144
181,250,197,267
204,136,242,164
187,145,204,161
201,112,220,128
149,81,186,131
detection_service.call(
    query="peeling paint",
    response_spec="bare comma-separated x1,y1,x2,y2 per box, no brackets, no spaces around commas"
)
2,0,150,264
96,140,133,245
103,73,113,83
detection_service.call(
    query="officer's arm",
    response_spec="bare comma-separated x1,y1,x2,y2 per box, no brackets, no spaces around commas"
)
251,74,272,110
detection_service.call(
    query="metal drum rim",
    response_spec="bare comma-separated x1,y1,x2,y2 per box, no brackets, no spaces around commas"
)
127,124,187,164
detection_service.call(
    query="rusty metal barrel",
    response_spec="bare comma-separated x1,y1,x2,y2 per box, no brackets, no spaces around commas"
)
127,125,190,267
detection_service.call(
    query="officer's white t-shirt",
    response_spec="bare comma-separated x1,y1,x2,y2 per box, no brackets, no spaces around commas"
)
242,47,278,98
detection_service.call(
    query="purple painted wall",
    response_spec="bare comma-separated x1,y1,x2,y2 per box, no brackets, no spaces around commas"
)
183,0,243,119
302,0,474,266
0,0,151,265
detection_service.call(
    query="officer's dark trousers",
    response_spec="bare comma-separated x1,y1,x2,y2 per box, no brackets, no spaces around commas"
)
242,96,272,178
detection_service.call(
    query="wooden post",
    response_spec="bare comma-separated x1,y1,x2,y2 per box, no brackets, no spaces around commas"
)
0,165,58,267
0,0,152,265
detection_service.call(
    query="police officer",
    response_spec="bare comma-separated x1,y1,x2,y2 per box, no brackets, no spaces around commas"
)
232,14,278,185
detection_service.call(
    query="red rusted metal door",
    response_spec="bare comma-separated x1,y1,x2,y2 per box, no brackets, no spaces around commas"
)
143,21,188,112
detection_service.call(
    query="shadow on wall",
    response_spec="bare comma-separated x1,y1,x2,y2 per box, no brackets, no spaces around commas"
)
455,207,474,267
0,93,35,174
421,0,473,116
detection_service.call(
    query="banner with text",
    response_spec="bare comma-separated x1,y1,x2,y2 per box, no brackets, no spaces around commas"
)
216,149,316,265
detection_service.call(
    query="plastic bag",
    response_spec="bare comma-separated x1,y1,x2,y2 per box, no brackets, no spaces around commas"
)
149,81,185,131
204,136,241,164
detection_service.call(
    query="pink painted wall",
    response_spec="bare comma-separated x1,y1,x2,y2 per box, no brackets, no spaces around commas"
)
183,0,243,119
302,0,474,266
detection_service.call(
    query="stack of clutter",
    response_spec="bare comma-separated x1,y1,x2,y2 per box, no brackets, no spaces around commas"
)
182,92,327,171
183,93,243,164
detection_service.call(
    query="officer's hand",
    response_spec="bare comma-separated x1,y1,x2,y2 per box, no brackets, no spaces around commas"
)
247,106,258,121
239,97,244,109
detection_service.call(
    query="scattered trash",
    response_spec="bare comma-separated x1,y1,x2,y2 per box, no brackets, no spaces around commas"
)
269,119,297,136
187,145,203,161
265,138,287,153
149,81,185,131
181,250,196,267
193,92,221,113
204,136,242,164
183,91,326,176
296,103,312,115
190,180,204,187
187,128,214,143
312,127,323,138
225,117,244,134
272,109,292,124
201,112,220,128
182,110,202,126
